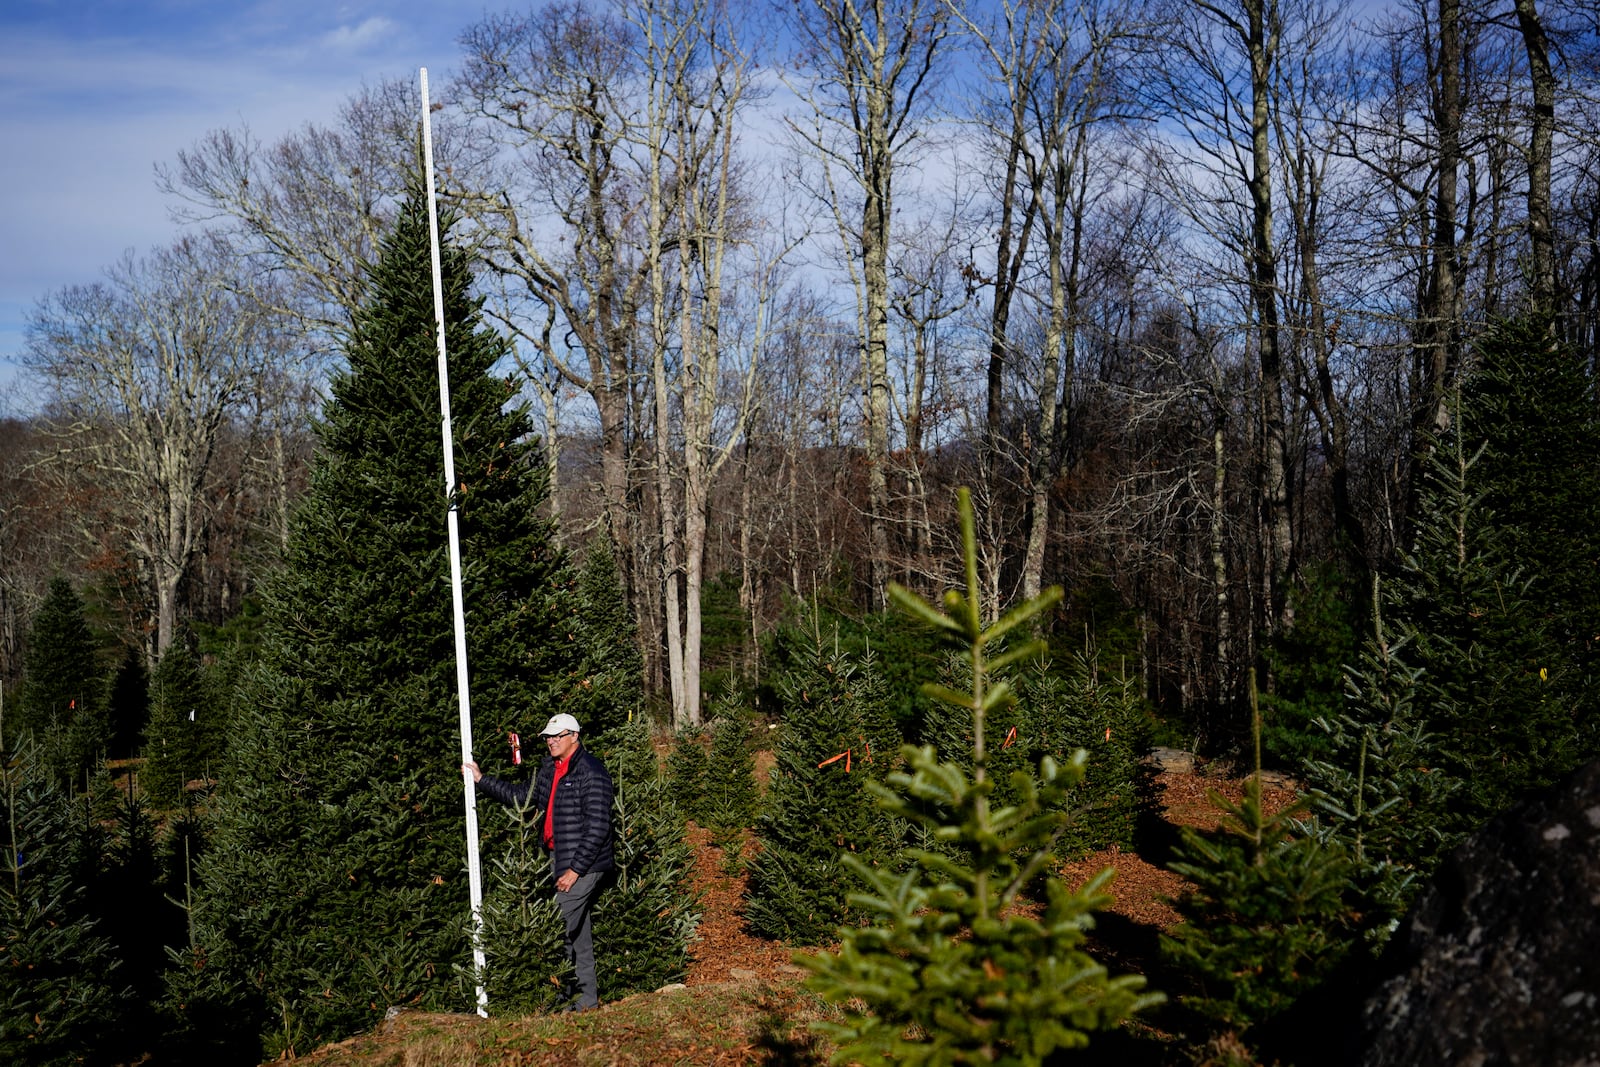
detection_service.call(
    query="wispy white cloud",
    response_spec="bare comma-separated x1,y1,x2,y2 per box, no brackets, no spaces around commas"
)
0,1,465,393
321,16,398,52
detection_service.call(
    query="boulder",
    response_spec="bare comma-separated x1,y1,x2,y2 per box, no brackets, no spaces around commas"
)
1352,756,1600,1067
1143,747,1196,774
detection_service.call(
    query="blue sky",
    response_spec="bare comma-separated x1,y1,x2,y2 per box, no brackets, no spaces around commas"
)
0,0,473,408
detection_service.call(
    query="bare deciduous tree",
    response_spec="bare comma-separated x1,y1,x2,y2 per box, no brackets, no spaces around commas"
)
158,79,447,353
23,235,288,661
785,0,951,603
959,0,1143,604
455,1,650,605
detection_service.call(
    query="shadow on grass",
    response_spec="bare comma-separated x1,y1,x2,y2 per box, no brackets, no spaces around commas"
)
749,987,830,1066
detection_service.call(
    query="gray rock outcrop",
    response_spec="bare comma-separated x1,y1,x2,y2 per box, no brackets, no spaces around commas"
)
1353,756,1600,1067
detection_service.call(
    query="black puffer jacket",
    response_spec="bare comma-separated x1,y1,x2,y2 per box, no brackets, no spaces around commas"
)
479,745,616,877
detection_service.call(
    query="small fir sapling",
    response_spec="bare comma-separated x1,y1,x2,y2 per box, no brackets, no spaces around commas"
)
1304,624,1455,946
1160,671,1358,1032
799,489,1162,1065
665,724,710,824
701,684,761,869
1,740,133,1064
16,578,108,791
1022,651,1150,857
141,637,210,809
473,791,569,1014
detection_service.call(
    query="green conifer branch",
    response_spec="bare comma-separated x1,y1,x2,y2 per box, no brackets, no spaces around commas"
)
799,488,1159,1064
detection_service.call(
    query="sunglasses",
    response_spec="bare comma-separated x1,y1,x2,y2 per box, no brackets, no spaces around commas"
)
545,731,576,741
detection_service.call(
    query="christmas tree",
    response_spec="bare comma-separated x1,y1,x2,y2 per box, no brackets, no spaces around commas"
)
800,489,1161,1063
745,616,901,945
921,648,1032,816
1295,315,1592,944
106,646,149,762
564,539,698,998
1387,388,1575,835
588,717,699,999
0,740,132,1063
567,536,645,735
1304,630,1456,946
1261,561,1365,769
141,636,213,809
665,724,710,824
16,578,108,790
474,788,569,1014
177,172,582,1056
91,789,174,1062
701,682,761,845
1025,652,1151,856
1458,313,1600,761
1161,677,1357,1032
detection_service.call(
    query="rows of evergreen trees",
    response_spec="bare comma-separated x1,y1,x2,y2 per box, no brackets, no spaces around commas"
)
4,158,1596,1066
3,176,699,1063
1146,314,1600,1061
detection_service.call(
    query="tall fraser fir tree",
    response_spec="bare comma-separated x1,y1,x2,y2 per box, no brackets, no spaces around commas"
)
801,490,1160,1064
175,177,583,1057
745,618,901,945
1297,315,1593,940
141,636,214,809
16,578,107,790
1459,313,1600,756
106,647,149,762
1387,386,1574,837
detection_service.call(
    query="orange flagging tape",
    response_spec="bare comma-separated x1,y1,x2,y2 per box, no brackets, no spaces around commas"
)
818,749,852,772
1002,725,1017,749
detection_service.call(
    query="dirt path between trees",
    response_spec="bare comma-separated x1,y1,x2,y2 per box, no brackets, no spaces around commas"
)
683,767,1301,983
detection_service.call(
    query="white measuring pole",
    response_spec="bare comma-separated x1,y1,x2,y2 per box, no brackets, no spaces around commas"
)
420,66,488,1018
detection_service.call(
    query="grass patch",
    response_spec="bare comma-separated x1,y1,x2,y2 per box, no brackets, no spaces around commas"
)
283,980,832,1067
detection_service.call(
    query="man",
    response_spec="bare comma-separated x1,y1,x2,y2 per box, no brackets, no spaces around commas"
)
465,712,616,1012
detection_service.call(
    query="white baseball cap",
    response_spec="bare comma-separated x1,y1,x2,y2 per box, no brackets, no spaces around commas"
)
539,713,582,736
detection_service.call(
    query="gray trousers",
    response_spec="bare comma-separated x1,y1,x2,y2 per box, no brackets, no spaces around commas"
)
555,870,605,1008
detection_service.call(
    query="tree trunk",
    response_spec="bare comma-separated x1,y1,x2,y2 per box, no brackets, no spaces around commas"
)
1410,0,1464,486
1514,0,1556,314
1245,0,1294,632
